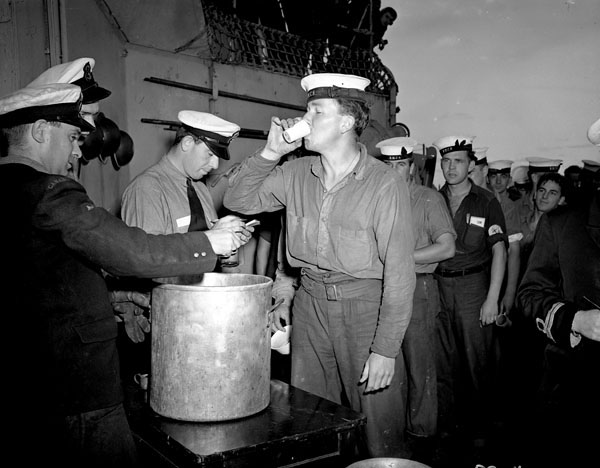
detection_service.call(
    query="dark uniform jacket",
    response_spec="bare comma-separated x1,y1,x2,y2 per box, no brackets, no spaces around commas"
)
0,161,217,422
518,197,600,360
517,193,600,466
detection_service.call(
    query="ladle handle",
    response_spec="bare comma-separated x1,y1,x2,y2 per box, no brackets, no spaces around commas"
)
268,298,285,314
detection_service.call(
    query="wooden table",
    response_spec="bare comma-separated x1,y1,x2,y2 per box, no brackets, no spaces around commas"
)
126,379,367,468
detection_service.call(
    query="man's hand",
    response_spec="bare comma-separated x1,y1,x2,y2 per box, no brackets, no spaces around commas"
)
261,117,303,160
480,297,499,326
205,216,254,256
359,352,395,393
110,291,151,343
270,301,290,332
114,303,151,343
110,290,150,309
211,215,247,232
500,293,515,317
572,309,600,342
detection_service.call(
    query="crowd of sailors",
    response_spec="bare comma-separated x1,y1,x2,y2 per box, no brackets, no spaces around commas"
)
1,57,598,468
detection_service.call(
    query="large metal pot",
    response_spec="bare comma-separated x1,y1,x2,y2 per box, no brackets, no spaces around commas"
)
150,273,273,422
346,458,432,468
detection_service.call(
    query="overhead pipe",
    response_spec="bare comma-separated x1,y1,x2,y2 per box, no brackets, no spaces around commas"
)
140,118,268,141
144,76,306,112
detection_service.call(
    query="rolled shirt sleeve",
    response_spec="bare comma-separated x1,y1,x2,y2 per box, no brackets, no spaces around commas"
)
486,196,509,249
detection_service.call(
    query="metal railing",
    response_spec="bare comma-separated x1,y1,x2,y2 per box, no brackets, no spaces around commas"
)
203,3,396,96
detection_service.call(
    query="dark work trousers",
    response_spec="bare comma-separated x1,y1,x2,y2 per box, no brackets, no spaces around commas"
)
291,269,408,458
402,273,439,437
51,403,139,468
435,270,496,442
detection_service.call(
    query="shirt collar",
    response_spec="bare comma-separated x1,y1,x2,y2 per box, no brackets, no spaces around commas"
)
440,179,482,199
495,190,509,201
310,143,368,180
159,154,188,185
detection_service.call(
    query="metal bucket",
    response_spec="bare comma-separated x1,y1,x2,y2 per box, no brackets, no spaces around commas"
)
346,459,432,468
150,273,273,422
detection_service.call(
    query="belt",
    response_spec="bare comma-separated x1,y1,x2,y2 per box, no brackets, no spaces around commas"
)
436,263,488,278
416,272,434,277
300,269,382,301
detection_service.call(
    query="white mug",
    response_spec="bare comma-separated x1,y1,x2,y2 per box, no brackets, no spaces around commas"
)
134,373,149,391
283,120,311,143
271,325,292,355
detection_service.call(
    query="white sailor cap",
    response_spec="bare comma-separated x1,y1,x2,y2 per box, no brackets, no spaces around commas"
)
511,165,530,185
28,58,111,105
300,73,370,103
432,135,474,157
178,110,240,160
587,117,600,146
376,137,418,161
526,157,562,173
582,159,600,173
472,147,488,166
488,159,514,174
0,83,95,132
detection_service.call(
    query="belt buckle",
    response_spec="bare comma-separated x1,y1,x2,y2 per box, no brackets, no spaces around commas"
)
325,284,341,301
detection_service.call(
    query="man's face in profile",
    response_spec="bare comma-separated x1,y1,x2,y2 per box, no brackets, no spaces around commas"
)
381,11,396,27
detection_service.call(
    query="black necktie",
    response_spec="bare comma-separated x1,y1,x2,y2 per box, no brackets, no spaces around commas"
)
186,178,207,232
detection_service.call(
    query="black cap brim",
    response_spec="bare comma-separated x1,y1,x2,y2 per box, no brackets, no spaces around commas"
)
73,72,112,104
82,86,111,104
59,113,96,132
529,167,560,173
201,137,230,160
0,102,95,133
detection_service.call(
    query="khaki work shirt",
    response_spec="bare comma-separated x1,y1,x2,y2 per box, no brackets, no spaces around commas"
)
224,145,415,356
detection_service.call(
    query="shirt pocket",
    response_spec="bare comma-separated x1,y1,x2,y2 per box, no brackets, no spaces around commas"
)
74,316,118,344
463,223,485,248
287,214,314,262
336,226,373,272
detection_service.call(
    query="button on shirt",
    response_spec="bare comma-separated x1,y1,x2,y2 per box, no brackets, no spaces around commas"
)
438,183,508,270
224,145,415,356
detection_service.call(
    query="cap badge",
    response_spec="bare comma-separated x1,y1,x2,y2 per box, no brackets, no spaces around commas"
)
438,138,472,155
83,62,93,83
